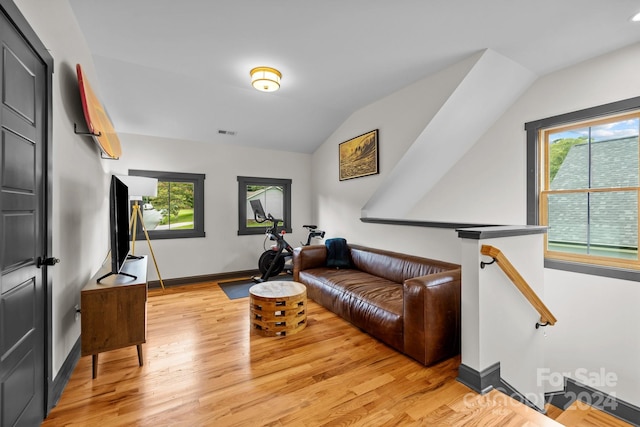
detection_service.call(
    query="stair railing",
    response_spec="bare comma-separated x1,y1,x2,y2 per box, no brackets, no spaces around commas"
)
480,245,557,328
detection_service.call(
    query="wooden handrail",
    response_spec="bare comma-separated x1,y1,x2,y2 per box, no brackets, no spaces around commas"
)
480,245,557,326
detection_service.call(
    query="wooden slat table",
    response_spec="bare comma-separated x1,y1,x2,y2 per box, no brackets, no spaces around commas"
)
249,281,307,336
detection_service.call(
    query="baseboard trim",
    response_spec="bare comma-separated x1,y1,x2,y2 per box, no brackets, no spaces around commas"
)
498,376,546,414
457,362,501,395
457,363,545,413
48,337,81,411
148,269,259,288
459,362,640,423
546,377,640,426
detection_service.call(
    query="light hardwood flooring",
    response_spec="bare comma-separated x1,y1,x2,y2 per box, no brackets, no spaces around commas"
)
42,282,630,426
554,401,633,426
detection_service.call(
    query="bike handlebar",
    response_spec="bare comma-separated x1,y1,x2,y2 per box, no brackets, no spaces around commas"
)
256,211,323,242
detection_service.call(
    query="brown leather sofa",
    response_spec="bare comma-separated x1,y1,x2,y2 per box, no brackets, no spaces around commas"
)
293,244,461,366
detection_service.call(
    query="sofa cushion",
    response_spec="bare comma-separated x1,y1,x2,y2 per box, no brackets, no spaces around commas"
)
299,268,404,351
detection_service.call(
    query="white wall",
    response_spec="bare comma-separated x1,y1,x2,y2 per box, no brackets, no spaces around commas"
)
544,269,640,405
311,55,485,262
116,133,312,281
363,49,536,219
312,42,640,406
14,0,119,378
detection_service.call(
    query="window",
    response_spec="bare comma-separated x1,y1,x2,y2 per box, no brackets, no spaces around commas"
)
238,176,291,235
129,169,205,240
526,96,640,279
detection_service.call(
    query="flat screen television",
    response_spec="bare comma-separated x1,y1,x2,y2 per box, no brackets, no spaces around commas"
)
97,175,136,283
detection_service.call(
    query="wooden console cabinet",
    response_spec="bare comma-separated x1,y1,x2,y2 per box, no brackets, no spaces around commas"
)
81,256,148,378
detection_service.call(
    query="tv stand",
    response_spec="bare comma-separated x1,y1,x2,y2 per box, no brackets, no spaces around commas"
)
81,256,148,378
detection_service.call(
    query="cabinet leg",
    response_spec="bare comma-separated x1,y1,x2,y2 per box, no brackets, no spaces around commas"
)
92,354,98,379
137,344,144,366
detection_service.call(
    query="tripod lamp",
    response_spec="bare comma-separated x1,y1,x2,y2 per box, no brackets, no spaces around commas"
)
117,175,165,290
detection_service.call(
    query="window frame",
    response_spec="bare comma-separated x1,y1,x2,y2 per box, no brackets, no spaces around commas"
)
525,96,640,281
238,176,292,236
129,169,206,240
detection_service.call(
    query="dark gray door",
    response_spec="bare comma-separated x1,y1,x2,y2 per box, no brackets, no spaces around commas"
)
0,9,47,426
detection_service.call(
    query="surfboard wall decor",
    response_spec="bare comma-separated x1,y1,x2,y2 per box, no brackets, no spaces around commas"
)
76,64,122,159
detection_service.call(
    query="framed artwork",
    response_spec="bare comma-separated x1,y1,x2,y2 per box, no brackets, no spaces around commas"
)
339,129,379,181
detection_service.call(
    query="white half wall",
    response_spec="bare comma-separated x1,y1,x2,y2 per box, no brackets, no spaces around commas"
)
461,232,547,411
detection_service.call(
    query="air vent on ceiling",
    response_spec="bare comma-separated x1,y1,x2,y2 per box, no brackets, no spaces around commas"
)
218,129,236,136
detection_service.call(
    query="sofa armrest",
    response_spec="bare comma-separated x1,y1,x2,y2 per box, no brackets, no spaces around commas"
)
293,245,327,281
403,268,461,366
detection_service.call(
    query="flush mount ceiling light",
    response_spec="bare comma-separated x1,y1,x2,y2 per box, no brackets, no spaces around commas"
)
250,66,281,92
633,11,640,21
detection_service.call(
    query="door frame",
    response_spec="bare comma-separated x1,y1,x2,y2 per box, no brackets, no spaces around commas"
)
0,0,54,415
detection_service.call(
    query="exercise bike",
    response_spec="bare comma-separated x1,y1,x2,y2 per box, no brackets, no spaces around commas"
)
250,200,325,283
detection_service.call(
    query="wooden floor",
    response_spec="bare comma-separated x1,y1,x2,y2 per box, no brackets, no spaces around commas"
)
554,401,633,426
42,282,629,426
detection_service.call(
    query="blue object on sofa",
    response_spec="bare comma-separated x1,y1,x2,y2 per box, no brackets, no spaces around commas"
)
325,238,351,269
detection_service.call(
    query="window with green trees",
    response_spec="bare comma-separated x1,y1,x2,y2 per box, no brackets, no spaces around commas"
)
129,169,205,240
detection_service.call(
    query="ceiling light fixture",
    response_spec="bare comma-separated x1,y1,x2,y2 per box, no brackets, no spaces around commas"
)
633,12,640,21
250,66,281,92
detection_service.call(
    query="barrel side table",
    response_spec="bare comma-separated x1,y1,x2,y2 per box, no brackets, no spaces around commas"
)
249,281,307,336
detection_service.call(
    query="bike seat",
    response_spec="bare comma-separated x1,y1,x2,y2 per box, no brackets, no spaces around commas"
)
303,224,317,229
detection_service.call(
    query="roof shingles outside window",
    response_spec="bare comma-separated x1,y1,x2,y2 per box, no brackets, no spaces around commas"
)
548,137,638,249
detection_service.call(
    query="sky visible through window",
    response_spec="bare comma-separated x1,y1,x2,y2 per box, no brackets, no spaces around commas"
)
550,118,639,142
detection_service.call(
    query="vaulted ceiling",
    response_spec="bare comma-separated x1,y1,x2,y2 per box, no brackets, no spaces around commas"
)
68,0,640,154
